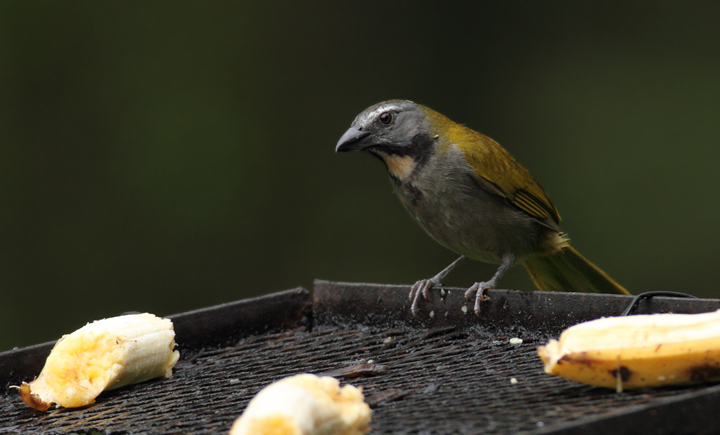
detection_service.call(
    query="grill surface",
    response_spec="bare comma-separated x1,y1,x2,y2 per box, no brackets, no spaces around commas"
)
2,282,720,434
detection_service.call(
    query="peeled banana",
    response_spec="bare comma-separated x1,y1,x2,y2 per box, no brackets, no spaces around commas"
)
538,309,720,391
229,374,371,435
19,313,180,411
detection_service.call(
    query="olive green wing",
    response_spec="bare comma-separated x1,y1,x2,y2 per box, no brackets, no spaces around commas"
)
455,129,561,228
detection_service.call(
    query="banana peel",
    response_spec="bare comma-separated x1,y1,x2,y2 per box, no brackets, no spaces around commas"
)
538,309,720,392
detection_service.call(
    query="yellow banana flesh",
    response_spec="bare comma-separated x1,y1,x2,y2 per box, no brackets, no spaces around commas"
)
19,313,180,411
229,374,371,435
537,309,720,391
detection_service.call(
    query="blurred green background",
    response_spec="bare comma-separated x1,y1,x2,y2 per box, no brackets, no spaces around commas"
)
2,2,720,351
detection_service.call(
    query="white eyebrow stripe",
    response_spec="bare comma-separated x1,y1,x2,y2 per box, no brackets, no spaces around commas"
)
366,104,403,121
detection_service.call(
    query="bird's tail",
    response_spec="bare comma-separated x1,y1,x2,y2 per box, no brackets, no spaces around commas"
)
521,245,629,295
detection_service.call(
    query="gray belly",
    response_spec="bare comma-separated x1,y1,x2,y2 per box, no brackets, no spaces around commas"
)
393,160,549,263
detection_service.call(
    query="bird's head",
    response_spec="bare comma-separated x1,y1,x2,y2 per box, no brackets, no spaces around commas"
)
336,100,445,182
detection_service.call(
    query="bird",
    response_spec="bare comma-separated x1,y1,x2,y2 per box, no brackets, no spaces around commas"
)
335,100,629,317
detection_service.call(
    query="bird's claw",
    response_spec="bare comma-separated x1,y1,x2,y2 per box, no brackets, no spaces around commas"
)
409,277,442,318
465,281,492,316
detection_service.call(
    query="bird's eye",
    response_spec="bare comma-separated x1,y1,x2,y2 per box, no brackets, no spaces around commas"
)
378,111,394,125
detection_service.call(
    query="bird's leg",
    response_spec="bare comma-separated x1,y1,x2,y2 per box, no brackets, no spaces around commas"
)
465,253,516,315
409,256,468,317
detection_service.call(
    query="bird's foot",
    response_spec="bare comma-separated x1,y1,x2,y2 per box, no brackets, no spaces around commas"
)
409,277,443,318
464,281,493,316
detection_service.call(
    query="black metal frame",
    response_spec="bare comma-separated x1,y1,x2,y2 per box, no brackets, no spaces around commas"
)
1,282,719,434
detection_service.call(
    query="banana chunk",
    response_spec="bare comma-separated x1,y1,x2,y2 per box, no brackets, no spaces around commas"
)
538,309,720,391
229,374,371,435
20,313,180,411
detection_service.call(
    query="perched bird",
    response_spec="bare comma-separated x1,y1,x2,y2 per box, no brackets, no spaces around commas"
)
336,100,629,316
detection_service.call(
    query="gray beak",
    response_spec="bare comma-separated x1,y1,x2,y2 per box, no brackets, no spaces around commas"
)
336,126,372,152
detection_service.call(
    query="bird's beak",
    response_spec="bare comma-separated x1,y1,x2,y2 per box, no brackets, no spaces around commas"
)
336,126,373,152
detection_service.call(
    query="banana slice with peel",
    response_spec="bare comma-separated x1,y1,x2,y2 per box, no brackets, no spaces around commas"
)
538,309,720,392
19,313,180,411
230,374,371,435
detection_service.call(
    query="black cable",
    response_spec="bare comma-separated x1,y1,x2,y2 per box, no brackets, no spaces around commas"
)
621,291,698,316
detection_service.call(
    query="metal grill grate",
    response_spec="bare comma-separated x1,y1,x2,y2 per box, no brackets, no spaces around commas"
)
2,282,720,434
